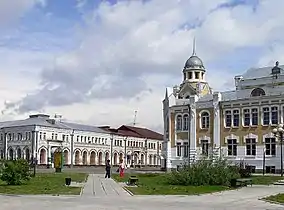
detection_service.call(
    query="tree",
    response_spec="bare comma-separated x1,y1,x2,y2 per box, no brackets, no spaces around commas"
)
0,159,31,185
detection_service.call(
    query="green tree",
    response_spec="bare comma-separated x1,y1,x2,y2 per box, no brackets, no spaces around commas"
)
0,159,31,185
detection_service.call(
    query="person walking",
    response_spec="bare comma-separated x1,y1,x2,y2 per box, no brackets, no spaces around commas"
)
105,159,111,178
119,159,126,178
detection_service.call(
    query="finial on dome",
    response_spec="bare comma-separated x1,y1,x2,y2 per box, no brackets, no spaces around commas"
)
192,37,196,56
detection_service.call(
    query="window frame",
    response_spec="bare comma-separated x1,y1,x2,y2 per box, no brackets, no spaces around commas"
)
245,138,256,156
200,111,210,129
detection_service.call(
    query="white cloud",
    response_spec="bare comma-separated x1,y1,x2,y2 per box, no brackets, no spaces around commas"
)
2,0,284,132
0,0,46,26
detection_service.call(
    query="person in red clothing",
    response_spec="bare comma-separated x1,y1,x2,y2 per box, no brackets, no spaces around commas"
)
119,159,126,177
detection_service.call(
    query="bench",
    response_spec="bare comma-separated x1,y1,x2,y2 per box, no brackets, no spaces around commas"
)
236,178,252,187
128,176,139,186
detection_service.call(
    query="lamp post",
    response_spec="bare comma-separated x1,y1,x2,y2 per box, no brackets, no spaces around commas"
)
262,147,266,176
70,129,75,168
272,124,284,177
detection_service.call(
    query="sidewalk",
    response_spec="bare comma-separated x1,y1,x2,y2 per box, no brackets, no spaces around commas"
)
81,174,131,198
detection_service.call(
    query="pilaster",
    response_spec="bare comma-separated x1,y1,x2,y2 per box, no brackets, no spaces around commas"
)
213,92,221,151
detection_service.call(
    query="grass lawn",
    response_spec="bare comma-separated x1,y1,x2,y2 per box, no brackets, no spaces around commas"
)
0,172,88,195
251,176,283,185
112,173,229,195
264,193,284,204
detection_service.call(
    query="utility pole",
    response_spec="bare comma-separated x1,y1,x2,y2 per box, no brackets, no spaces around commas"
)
70,129,75,168
124,137,128,165
110,133,114,166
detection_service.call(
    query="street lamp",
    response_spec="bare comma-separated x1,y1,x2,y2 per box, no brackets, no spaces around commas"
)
262,147,266,176
272,124,284,177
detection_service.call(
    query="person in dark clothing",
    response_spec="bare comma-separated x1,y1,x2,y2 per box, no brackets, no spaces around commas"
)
105,159,111,178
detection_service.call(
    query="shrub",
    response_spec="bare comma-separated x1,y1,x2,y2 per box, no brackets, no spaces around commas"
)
0,159,31,185
166,157,240,186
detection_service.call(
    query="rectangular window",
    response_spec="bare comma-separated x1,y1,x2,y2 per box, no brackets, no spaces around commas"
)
62,134,65,141
51,133,54,140
251,108,258,126
39,132,42,140
243,109,250,126
201,140,209,156
271,106,278,125
246,138,256,156
177,143,181,157
43,133,46,140
77,135,79,142
233,110,240,127
265,138,276,156
183,142,189,157
227,139,237,156
263,107,270,125
266,166,276,174
225,110,232,127
55,134,58,140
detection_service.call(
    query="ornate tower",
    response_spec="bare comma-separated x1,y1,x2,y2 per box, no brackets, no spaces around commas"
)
178,38,212,98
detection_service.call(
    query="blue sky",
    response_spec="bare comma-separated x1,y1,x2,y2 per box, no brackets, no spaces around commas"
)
0,0,283,130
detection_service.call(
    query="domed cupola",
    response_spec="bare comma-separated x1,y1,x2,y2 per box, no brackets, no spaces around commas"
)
184,39,205,71
184,55,204,69
182,38,206,82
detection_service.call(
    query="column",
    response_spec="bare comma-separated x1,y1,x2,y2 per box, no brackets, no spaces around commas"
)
189,95,198,163
213,92,222,156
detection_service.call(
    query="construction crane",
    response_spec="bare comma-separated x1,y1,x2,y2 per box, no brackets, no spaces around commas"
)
133,110,137,126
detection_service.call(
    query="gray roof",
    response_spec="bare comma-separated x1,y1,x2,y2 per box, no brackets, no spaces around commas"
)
241,65,284,79
221,90,237,101
0,115,109,134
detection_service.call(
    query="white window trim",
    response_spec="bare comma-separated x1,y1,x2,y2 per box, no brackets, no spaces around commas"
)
232,108,240,128
271,104,280,126
199,110,210,129
175,114,183,131
261,106,270,126
243,133,258,143
224,134,239,144
223,109,232,128
241,107,251,127
250,106,259,127
182,113,189,131
198,135,211,144
262,133,277,142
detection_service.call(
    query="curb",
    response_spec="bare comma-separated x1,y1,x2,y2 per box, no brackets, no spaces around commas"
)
123,186,134,196
259,198,284,206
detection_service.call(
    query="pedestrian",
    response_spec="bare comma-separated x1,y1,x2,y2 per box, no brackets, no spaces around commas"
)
105,159,111,178
119,159,126,178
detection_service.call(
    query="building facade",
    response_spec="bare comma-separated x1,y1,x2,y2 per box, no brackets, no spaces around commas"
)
162,46,284,173
0,114,162,167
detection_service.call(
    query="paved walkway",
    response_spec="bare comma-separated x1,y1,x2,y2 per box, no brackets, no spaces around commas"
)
81,174,130,197
1,174,284,209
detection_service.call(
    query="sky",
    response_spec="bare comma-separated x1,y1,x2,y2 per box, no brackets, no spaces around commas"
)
0,0,283,132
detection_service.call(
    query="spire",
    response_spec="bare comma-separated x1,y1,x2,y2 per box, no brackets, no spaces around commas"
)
192,37,196,56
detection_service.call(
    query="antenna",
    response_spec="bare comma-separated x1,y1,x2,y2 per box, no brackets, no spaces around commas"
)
133,111,137,126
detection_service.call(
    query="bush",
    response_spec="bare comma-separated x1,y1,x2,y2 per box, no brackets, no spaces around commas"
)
166,157,240,186
0,159,31,185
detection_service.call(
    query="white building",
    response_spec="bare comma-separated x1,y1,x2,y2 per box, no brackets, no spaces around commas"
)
0,114,163,167
162,45,284,174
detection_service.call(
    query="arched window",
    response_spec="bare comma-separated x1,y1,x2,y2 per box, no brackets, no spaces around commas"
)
200,112,210,129
183,114,189,130
176,115,182,131
251,88,265,97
